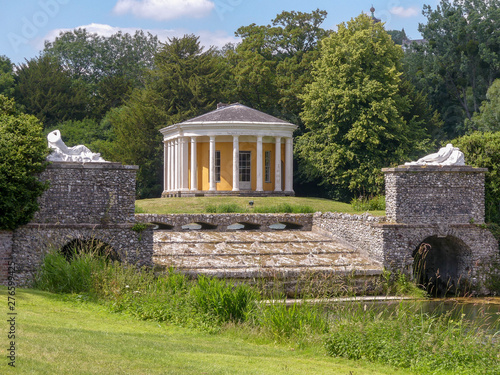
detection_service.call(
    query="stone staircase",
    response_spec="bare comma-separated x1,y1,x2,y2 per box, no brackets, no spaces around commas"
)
153,230,383,280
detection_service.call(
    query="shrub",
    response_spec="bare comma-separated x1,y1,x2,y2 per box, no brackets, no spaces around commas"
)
0,95,49,229
190,275,257,324
351,195,386,211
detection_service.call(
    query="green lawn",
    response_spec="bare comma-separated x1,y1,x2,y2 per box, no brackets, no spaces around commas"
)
135,196,385,215
2,288,409,375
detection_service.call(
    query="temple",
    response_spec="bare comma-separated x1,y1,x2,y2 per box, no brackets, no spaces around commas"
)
159,103,297,197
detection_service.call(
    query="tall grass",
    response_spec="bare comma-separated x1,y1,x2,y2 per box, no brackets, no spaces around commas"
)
33,249,500,373
204,203,315,213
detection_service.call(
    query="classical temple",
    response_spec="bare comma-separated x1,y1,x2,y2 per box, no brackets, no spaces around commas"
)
160,103,297,197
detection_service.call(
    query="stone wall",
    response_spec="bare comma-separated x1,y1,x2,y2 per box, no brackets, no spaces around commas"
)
4,162,153,286
383,166,487,224
312,212,385,263
136,213,313,231
0,231,13,284
11,224,153,286
33,162,137,224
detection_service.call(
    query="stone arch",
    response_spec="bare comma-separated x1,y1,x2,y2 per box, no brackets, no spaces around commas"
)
412,235,472,296
60,237,120,262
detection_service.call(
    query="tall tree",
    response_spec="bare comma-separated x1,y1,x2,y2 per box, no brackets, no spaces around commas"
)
14,55,87,128
0,55,15,97
0,95,49,230
108,35,229,198
228,9,328,125
296,14,437,200
406,0,500,138
44,29,160,119
466,79,500,132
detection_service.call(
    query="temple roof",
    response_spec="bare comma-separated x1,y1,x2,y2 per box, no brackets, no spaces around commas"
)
179,103,292,125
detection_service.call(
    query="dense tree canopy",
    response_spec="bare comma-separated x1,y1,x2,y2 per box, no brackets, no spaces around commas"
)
14,55,87,128
296,14,438,200
452,131,500,224
108,35,229,198
0,56,14,97
405,0,500,138
0,95,49,230
466,79,500,132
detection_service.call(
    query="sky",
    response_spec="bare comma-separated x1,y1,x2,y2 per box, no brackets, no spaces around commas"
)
1,0,440,64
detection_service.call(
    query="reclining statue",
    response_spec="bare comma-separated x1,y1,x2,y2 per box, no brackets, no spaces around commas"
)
405,143,465,166
46,130,106,162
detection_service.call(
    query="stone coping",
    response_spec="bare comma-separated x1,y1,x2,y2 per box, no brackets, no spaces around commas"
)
46,162,138,170
20,223,143,229
382,165,487,173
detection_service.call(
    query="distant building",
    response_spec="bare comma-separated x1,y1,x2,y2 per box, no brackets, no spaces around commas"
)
159,103,297,197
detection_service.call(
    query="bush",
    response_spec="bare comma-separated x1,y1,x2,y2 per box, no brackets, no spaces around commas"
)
452,131,500,224
351,195,386,211
0,95,49,229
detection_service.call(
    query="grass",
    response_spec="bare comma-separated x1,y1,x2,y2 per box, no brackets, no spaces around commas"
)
135,196,386,215
1,287,413,375
28,250,500,374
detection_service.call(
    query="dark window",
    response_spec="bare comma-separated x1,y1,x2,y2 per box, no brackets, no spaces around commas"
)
265,150,271,183
215,150,221,182
239,151,251,182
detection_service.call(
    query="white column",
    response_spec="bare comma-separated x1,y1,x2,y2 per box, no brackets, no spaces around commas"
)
209,136,216,191
181,137,189,191
168,141,173,192
163,141,168,193
285,137,293,192
256,136,263,191
190,137,197,191
274,136,282,192
174,138,178,191
232,135,239,191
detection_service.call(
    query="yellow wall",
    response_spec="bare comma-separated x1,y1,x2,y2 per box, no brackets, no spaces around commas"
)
190,141,285,192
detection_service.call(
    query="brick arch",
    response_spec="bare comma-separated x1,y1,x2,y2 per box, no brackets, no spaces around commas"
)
60,238,120,262
412,235,473,296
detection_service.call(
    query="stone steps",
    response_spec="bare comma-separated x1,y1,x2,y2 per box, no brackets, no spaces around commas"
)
153,230,383,279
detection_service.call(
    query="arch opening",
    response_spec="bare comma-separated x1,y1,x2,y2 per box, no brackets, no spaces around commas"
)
412,236,472,297
181,222,217,230
60,238,120,262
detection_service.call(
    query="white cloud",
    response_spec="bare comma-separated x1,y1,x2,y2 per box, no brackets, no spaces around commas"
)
39,23,240,51
113,0,215,21
389,6,419,18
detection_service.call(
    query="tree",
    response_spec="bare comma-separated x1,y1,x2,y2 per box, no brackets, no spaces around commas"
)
0,95,49,230
108,35,229,198
44,29,160,119
452,131,500,224
14,55,87,128
0,55,15,97
466,79,500,132
228,9,328,125
296,14,437,200
406,0,500,138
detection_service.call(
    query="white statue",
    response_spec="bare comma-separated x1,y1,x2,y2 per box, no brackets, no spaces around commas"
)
405,144,465,166
47,130,106,162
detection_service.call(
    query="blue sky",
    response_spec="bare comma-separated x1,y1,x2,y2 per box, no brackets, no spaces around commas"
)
2,0,438,64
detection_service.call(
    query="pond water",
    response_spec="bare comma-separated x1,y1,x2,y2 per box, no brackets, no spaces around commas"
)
353,297,500,332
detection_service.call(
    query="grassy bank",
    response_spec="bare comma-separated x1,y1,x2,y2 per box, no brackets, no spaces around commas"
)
135,196,386,215
2,288,411,375
28,250,500,375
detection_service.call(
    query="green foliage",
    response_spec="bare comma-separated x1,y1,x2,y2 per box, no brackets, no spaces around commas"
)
351,196,386,212
14,55,88,128
205,203,242,213
44,29,159,119
296,14,435,200
405,0,500,138
204,202,315,213
325,303,500,374
0,95,49,230
108,35,228,198
252,301,329,345
467,79,500,132
0,55,15,97
33,250,106,294
452,131,500,223
190,275,257,324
